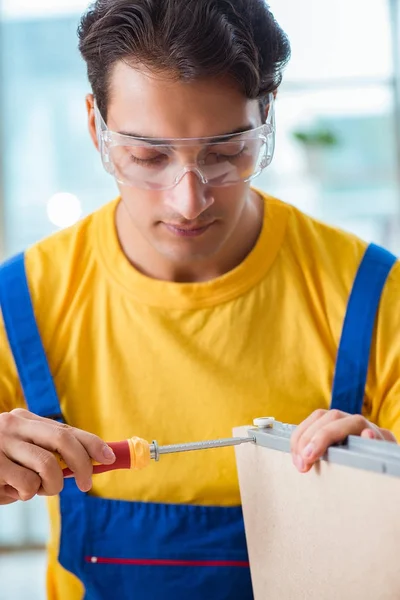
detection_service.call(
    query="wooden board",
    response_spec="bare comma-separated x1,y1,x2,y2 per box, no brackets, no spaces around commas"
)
234,426,400,600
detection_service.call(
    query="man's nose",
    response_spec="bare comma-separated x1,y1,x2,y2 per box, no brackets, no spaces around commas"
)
164,169,214,221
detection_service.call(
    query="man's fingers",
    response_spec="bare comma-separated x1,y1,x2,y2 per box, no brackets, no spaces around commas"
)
0,484,20,504
0,410,115,493
361,428,378,440
9,408,44,421
293,414,397,474
69,426,116,465
361,426,396,442
293,410,353,459
290,409,398,474
0,455,41,501
3,485,20,501
2,437,64,496
3,485,20,502
301,415,376,462
9,409,116,465
16,420,94,492
290,409,328,453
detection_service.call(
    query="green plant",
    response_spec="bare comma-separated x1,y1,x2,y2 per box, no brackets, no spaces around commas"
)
293,128,339,147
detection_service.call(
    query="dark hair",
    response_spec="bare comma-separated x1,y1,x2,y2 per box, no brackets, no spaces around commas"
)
78,0,291,119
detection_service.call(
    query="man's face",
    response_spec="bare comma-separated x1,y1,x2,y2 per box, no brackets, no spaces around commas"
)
89,62,264,265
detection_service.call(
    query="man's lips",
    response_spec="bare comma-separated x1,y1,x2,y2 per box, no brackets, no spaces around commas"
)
162,222,215,238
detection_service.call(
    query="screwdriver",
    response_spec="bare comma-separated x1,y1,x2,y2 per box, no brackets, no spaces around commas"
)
56,434,257,478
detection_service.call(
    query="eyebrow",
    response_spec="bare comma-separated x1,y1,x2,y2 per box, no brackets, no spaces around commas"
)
116,124,255,144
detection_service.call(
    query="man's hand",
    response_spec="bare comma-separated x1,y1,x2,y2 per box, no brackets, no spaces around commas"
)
0,409,116,504
291,409,397,473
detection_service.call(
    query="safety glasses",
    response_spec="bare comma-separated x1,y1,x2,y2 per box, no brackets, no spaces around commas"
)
94,94,275,190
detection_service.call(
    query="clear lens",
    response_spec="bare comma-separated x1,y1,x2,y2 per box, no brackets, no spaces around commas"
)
95,96,275,190
108,136,270,190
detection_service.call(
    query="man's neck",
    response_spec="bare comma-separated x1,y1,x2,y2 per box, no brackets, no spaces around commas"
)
115,191,264,284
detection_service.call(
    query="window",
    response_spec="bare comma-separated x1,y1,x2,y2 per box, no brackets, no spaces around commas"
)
1,0,115,258
265,0,400,252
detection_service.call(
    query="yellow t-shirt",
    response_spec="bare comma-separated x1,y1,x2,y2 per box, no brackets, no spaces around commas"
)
1,191,400,599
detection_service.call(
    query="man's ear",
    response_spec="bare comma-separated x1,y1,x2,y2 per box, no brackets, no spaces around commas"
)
86,94,100,152
260,89,278,122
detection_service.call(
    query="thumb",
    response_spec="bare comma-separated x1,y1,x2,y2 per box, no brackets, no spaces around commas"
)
361,428,379,440
361,426,396,442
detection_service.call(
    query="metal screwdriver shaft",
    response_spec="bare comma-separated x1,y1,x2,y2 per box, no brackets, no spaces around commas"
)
150,436,255,462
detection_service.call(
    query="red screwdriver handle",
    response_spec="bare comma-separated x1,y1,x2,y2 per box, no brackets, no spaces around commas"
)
61,440,132,478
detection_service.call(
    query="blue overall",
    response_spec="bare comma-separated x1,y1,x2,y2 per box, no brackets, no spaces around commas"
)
0,243,397,599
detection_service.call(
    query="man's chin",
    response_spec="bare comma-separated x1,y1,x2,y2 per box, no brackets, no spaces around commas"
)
156,241,221,264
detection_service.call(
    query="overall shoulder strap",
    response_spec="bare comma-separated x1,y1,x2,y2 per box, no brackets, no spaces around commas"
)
0,253,64,421
331,243,397,414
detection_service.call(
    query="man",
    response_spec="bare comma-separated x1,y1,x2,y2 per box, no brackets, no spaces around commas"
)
0,1,399,598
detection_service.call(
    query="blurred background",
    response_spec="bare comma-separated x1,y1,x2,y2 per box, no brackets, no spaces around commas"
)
0,0,399,597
